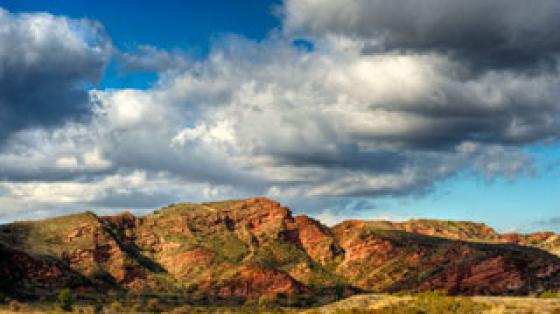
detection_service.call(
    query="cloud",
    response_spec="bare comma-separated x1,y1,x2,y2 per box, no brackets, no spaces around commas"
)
0,33,554,213
0,169,244,221
117,45,191,73
283,0,560,70
0,8,111,143
0,2,559,220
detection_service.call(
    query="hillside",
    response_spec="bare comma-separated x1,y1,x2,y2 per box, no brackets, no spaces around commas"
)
0,198,559,306
370,219,560,256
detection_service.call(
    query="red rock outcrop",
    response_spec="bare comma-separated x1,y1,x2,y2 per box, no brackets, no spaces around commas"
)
294,215,342,265
203,265,308,298
1,197,559,300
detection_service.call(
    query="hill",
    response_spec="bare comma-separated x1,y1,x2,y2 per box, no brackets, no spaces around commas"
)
0,197,559,306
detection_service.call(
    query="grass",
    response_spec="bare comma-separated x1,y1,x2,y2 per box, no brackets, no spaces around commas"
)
308,293,560,314
3,292,560,313
0,212,99,256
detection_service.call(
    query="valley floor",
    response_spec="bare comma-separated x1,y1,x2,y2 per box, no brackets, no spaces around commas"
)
307,294,560,314
1,294,560,313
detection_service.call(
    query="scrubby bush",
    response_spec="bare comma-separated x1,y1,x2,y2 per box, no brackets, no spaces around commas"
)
8,300,28,312
58,288,73,312
130,303,145,313
147,298,164,313
258,294,277,307
123,258,136,270
92,302,103,314
110,301,124,312
539,290,560,298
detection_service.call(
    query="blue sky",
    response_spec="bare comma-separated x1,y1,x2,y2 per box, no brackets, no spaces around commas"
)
2,0,282,89
2,0,281,49
0,1,559,232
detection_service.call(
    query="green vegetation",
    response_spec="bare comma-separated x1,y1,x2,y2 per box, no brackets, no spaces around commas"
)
0,212,99,256
147,298,164,313
3,292,560,313
539,290,560,298
57,288,73,312
2,198,560,312
202,200,243,210
92,301,103,314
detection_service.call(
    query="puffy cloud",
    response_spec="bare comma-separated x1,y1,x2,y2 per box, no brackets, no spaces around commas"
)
0,169,243,221
164,37,551,196
0,2,559,220
283,0,560,70
0,8,111,142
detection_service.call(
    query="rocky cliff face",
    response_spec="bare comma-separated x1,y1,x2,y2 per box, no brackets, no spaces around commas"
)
0,198,559,302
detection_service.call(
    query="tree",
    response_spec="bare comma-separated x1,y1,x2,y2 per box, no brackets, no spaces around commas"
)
58,288,73,312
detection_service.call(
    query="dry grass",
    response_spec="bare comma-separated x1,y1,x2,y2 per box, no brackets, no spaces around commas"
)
1,294,559,313
304,293,560,314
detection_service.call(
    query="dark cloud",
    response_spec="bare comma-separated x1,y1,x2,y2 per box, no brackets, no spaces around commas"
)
267,145,407,172
0,9,111,143
284,0,560,70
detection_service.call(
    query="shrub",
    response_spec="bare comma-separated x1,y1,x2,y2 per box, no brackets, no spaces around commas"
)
130,303,144,313
417,290,448,298
147,298,164,313
123,258,136,270
110,301,124,312
58,288,73,312
92,302,103,314
258,294,277,307
335,285,345,301
539,290,560,298
8,300,27,312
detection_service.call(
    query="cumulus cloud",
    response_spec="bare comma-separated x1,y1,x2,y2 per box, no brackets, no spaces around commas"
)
0,2,559,220
283,0,560,70
0,8,111,143
0,169,243,221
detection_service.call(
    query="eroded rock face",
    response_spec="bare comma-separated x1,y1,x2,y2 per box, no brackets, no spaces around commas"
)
0,197,559,300
0,244,91,296
203,265,308,298
159,247,215,278
294,215,342,265
331,221,560,295
419,253,560,295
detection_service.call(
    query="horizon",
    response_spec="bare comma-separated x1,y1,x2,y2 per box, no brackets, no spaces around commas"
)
1,196,556,235
0,0,559,233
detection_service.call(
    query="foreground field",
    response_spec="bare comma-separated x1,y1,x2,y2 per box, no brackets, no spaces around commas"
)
307,293,560,314
1,293,560,313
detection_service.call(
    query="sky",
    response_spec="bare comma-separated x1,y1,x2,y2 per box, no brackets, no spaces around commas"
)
0,0,559,233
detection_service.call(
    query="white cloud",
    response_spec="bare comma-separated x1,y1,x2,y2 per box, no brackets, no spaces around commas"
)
55,157,79,170
0,3,559,220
